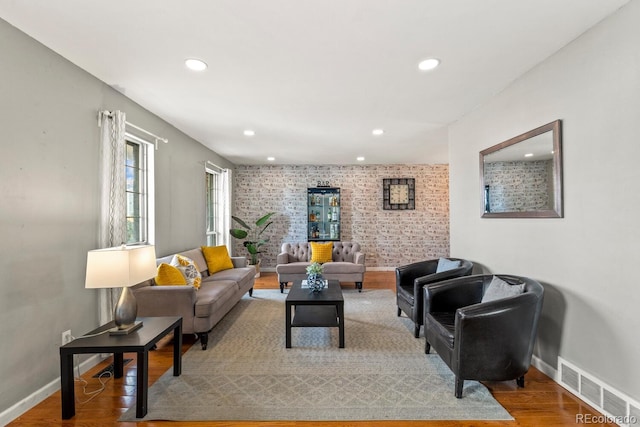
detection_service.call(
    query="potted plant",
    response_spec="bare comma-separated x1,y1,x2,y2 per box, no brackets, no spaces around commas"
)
229,212,275,277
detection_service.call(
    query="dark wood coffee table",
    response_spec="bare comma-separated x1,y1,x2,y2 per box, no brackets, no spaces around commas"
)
285,279,344,348
59,316,182,419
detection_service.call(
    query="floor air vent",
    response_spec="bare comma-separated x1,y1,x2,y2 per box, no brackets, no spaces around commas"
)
559,357,639,426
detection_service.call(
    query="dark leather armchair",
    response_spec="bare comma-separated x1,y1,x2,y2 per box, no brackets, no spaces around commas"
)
396,258,473,338
423,274,544,398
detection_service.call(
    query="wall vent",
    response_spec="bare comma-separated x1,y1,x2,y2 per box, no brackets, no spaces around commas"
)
561,363,580,390
581,375,602,405
604,389,628,419
559,357,639,426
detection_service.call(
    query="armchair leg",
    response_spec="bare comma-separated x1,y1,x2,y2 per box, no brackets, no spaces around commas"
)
356,282,362,292
414,324,420,338
455,377,464,398
279,282,286,293
248,287,253,297
516,375,525,388
425,341,431,354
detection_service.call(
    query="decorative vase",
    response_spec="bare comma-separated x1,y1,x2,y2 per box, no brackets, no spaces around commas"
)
249,259,261,278
307,273,325,293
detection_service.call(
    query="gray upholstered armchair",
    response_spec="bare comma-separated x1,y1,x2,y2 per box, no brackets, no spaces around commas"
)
423,274,544,398
396,258,473,338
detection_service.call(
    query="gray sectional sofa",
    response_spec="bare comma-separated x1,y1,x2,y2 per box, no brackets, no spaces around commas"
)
132,247,255,349
276,242,366,292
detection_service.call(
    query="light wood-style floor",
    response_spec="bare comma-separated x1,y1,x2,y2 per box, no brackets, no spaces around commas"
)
10,271,614,426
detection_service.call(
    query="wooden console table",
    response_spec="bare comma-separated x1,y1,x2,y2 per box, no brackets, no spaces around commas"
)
59,316,182,419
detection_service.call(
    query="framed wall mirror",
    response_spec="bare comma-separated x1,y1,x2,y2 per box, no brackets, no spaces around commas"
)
480,120,563,218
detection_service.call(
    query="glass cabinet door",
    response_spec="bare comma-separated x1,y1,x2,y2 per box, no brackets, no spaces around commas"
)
307,187,340,241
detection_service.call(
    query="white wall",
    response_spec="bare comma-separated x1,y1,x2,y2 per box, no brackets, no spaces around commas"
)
0,18,233,417
449,2,640,400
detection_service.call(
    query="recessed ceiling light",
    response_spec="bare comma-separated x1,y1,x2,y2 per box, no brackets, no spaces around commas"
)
372,129,384,136
243,129,255,137
185,58,207,71
418,58,440,71
357,156,365,162
267,157,275,161
524,153,534,157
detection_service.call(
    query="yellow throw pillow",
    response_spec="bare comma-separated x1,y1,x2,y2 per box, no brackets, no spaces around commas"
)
155,263,187,286
310,242,334,264
171,255,202,290
201,245,234,275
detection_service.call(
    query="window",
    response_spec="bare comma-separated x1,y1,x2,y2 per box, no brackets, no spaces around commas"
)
125,137,154,244
206,164,230,247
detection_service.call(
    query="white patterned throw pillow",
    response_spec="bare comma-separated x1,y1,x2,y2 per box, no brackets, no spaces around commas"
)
170,254,202,290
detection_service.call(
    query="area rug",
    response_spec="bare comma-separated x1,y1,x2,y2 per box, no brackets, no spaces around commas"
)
120,289,513,421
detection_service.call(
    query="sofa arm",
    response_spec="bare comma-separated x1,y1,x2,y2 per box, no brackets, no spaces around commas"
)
354,251,365,265
231,256,247,268
276,252,290,264
134,285,197,318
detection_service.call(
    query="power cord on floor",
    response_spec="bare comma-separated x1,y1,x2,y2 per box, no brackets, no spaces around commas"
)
67,333,114,405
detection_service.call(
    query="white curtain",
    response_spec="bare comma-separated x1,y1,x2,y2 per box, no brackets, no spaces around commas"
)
97,110,127,324
223,168,232,253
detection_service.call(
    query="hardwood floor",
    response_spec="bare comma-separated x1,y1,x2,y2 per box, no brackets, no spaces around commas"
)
10,271,614,426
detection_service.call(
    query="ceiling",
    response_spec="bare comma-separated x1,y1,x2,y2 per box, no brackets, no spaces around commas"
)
0,0,629,165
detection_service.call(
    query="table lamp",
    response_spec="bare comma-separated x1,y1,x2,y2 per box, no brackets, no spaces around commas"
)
85,245,157,335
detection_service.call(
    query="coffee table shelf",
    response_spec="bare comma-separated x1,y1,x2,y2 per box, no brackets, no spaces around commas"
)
291,305,339,327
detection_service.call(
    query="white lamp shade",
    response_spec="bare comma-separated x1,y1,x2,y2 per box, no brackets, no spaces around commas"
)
85,245,157,289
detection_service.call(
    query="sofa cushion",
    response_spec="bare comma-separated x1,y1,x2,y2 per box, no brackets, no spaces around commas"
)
482,275,525,303
310,242,333,263
206,266,255,291
155,263,187,286
322,261,366,274
426,312,456,349
201,245,234,274
436,257,460,273
194,280,237,317
171,255,202,290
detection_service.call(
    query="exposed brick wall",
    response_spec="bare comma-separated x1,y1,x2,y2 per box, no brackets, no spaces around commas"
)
232,164,450,268
484,160,553,212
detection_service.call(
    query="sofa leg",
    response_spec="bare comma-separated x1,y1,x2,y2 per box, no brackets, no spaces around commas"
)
199,333,209,350
414,324,420,338
425,341,431,354
516,375,525,388
249,287,253,297
356,282,362,292
280,282,287,293
397,307,401,317
455,377,464,398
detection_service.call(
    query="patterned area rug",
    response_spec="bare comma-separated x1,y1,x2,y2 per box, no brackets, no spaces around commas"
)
120,289,512,421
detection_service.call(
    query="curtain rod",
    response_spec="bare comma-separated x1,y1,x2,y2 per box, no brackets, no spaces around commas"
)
206,161,226,173
98,110,169,148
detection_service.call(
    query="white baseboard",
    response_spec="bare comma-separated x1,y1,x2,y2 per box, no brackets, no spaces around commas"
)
0,354,104,426
531,354,559,382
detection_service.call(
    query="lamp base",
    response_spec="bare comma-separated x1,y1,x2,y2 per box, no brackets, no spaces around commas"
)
109,320,143,335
